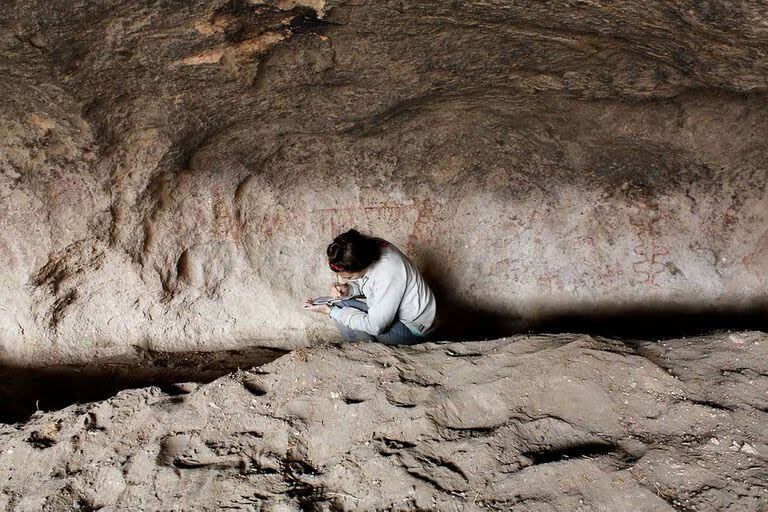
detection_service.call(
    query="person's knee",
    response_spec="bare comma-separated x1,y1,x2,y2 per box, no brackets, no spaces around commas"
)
333,319,373,342
374,335,421,345
372,323,423,345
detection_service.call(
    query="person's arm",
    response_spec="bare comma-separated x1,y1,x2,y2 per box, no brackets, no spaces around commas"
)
330,272,406,335
331,279,362,299
345,280,363,298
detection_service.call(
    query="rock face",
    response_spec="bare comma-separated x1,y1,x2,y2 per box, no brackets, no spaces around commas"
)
1,0,767,362
1,332,767,510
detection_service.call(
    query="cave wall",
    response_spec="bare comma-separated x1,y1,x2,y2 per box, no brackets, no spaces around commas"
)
1,0,767,363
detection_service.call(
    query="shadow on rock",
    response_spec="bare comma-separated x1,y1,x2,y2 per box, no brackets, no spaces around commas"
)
419,251,768,342
0,346,287,424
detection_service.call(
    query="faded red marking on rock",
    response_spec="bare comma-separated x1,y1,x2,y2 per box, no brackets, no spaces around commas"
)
258,212,284,239
536,271,564,291
594,262,625,288
629,207,670,287
742,229,768,275
313,200,436,253
631,244,670,286
212,187,244,246
406,200,437,254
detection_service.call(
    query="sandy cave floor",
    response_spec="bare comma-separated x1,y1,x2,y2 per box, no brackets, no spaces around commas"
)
0,331,767,511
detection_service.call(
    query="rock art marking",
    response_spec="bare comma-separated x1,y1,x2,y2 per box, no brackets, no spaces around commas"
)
213,188,244,246
629,207,670,287
631,244,670,286
313,199,436,253
742,228,768,276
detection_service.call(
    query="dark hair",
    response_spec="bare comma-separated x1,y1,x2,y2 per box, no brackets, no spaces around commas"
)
327,229,383,272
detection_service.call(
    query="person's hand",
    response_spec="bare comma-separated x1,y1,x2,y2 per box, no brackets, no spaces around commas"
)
330,283,349,298
303,298,331,315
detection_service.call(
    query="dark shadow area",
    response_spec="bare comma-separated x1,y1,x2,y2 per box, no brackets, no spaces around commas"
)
433,300,768,342
526,304,768,340
3,265,766,425
418,249,768,342
0,346,287,424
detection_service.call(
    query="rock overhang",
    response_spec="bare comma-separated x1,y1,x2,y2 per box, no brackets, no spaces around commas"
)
0,0,766,362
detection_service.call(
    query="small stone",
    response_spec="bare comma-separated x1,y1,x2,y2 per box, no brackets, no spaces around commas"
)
28,32,47,49
171,382,199,394
27,422,60,448
740,443,758,455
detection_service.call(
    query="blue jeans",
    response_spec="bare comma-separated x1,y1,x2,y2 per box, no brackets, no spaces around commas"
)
332,299,426,345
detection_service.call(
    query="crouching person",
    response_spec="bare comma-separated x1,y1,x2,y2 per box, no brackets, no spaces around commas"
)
304,229,438,345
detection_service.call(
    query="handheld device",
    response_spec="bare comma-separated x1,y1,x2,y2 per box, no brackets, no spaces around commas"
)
309,296,344,306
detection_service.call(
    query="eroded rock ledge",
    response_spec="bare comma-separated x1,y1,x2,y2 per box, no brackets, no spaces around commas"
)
1,332,766,511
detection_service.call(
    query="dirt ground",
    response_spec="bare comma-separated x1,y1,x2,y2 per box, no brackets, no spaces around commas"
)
1,331,766,511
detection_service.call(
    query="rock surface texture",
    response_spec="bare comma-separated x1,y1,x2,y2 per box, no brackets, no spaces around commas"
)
1,1,767,362
1,332,767,511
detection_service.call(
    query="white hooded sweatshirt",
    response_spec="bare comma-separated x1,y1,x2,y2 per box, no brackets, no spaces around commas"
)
329,242,437,336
